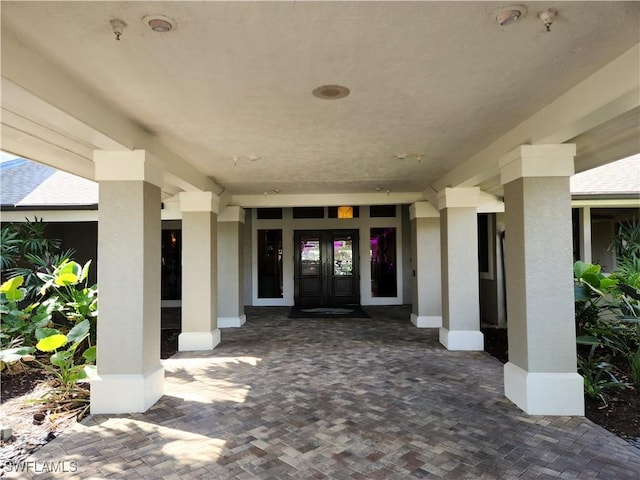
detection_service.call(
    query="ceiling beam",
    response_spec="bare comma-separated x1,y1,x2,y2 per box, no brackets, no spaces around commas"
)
231,192,423,208
1,26,222,195
431,43,640,192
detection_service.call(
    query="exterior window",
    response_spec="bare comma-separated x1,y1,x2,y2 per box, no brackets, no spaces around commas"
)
478,214,494,279
258,229,283,298
293,207,325,219
478,214,489,273
257,208,283,219
161,230,181,300
370,205,396,218
370,228,397,297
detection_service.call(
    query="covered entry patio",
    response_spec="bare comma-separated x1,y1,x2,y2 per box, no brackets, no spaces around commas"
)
2,2,639,418
13,307,640,479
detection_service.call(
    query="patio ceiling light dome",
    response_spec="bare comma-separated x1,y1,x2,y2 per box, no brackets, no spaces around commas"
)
142,15,176,33
494,6,527,26
312,85,350,100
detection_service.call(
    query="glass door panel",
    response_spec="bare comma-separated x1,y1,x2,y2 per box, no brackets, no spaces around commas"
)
301,239,321,275
333,237,353,276
258,229,283,298
370,227,397,297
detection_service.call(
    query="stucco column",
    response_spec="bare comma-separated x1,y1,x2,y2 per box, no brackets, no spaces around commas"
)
578,207,592,264
437,188,484,350
409,202,442,328
218,206,246,328
499,144,584,415
92,150,164,414
179,191,220,351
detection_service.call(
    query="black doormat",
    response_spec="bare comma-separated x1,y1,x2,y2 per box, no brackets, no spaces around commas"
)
289,305,370,319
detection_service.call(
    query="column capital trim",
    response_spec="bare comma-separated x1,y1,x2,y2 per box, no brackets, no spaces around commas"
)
218,206,246,223
437,187,482,210
499,144,575,185
94,150,164,188
179,191,220,214
410,202,439,219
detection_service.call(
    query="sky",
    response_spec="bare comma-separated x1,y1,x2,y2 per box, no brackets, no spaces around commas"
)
0,151,20,163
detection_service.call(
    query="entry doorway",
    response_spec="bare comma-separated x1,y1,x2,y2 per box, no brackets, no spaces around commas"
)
294,230,360,306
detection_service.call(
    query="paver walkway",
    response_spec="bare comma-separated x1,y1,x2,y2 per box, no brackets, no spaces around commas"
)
7,306,640,479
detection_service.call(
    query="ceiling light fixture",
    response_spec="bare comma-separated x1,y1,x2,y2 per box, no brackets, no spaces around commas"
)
337,206,354,219
312,85,350,100
110,19,126,41
538,8,556,32
142,15,176,33
494,6,527,26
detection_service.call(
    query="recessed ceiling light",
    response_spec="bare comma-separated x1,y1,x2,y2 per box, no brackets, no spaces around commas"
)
142,15,176,33
494,6,527,26
312,85,350,100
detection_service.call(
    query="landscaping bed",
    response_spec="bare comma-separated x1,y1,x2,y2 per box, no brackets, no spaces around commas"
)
482,327,640,446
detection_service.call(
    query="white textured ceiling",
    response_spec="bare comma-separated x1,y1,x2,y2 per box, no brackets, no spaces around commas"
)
2,1,639,196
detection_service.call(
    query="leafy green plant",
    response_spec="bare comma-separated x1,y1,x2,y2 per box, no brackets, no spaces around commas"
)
577,344,628,405
0,226,20,270
609,217,640,265
8,249,77,300
1,217,75,299
12,217,61,257
574,261,618,335
37,259,98,343
0,337,35,373
0,276,56,349
36,319,96,385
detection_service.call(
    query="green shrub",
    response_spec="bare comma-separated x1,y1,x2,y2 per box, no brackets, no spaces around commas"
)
577,344,628,405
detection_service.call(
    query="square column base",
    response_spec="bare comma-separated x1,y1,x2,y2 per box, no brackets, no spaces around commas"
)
504,362,584,415
410,314,442,328
178,329,221,351
439,328,484,350
91,364,164,414
218,315,247,328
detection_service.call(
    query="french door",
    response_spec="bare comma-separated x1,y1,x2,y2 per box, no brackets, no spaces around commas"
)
294,230,360,306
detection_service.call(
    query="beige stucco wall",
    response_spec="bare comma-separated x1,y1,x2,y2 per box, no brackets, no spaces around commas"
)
411,217,441,318
218,220,243,317
504,177,576,372
97,181,161,374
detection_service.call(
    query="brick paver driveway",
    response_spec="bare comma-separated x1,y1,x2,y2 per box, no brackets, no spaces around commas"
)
10,306,640,479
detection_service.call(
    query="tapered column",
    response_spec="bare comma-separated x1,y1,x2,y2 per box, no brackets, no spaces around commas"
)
500,144,583,415
410,202,442,328
92,150,164,414
179,192,220,351
218,206,246,328
437,188,484,350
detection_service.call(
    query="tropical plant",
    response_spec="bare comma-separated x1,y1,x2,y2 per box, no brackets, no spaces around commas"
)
609,217,640,265
577,343,628,405
0,276,56,350
573,261,618,335
0,226,21,270
575,217,640,390
8,249,77,300
11,217,61,257
31,318,96,415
